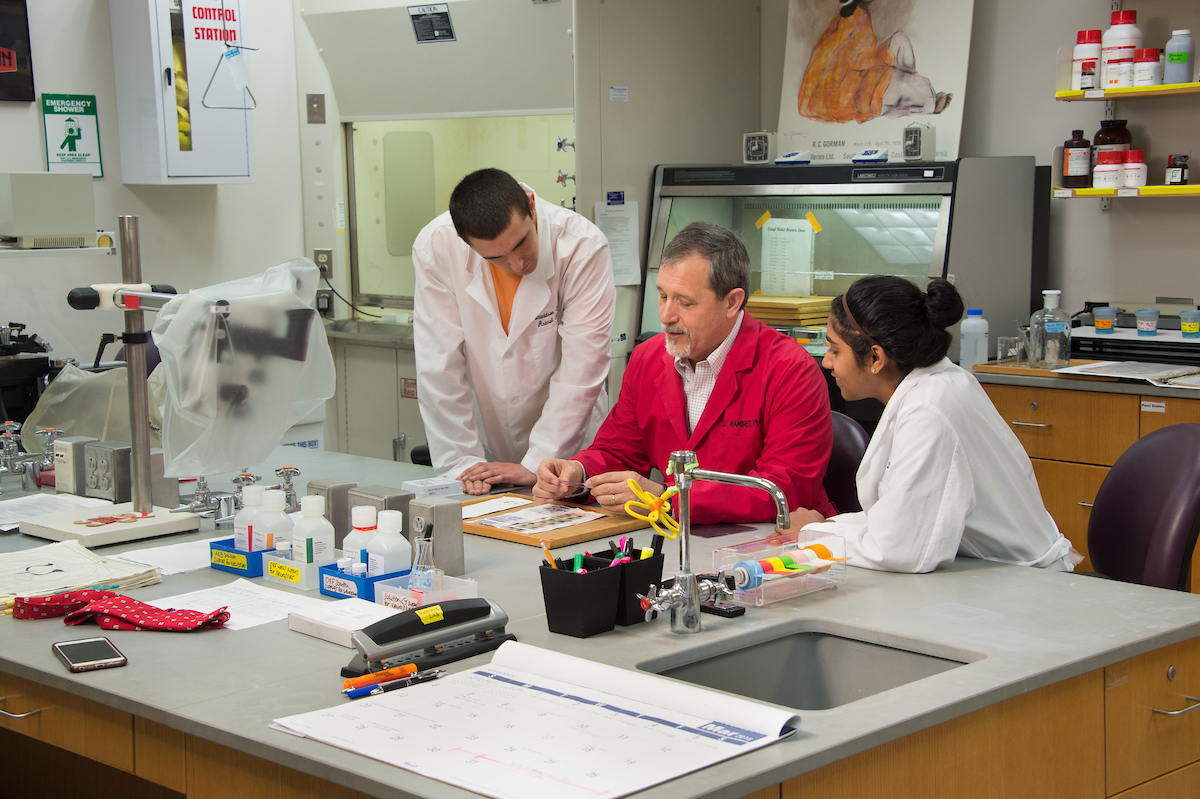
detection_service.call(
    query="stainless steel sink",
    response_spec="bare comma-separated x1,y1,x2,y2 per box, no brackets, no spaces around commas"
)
639,624,981,711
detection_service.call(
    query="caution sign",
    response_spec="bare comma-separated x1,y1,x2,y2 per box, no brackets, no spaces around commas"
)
42,93,103,177
408,4,455,43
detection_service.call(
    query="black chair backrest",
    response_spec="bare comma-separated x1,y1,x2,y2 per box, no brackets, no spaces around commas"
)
824,411,870,514
1087,423,1200,591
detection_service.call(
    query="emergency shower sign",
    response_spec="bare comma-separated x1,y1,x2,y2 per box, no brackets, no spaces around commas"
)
42,93,103,177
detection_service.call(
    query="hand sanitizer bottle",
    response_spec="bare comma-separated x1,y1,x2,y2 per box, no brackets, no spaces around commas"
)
1030,290,1071,370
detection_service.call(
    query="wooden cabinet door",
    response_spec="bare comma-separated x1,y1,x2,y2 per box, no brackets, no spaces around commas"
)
983,384,1139,466
1112,758,1200,798
0,674,133,772
1031,459,1108,573
1140,395,1200,438
1106,637,1200,794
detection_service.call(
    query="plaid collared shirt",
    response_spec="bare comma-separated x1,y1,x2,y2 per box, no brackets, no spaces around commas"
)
674,311,744,435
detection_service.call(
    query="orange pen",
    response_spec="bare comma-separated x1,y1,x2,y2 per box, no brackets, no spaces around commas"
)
342,662,418,691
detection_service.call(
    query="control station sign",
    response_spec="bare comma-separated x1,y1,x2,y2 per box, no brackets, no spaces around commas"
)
408,4,455,43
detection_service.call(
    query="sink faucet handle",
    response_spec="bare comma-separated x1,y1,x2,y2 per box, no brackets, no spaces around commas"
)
639,585,661,622
0,420,21,436
275,466,300,483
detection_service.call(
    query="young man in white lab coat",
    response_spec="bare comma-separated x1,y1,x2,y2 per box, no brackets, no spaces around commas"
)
412,168,616,495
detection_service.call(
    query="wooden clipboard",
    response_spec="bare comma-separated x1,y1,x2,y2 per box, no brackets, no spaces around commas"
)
461,493,650,548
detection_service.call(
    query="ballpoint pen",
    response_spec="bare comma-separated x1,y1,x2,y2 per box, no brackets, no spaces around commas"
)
344,669,446,699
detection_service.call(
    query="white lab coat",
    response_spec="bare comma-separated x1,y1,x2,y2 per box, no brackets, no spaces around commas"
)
805,358,1073,573
412,188,616,478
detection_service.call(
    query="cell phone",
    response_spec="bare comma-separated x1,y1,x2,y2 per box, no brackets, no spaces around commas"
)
52,637,128,673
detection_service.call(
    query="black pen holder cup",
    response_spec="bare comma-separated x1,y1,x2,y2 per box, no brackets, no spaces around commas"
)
539,563,622,638
585,554,666,626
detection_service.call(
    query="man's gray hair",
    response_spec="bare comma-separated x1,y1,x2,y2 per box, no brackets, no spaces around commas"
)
660,222,749,310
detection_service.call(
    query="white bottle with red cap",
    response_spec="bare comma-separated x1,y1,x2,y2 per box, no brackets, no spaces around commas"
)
1102,10,1142,89
1134,48,1163,86
1093,150,1125,188
1123,150,1147,188
343,505,378,565
1072,30,1102,90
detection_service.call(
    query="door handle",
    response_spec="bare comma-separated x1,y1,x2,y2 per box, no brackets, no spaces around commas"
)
0,697,41,720
164,67,172,87
1011,421,1052,428
1152,695,1200,717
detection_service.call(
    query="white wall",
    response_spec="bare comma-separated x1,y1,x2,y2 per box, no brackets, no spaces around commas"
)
763,0,1200,318
0,0,306,361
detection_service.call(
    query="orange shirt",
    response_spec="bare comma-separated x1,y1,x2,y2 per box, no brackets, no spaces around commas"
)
489,263,523,335
797,6,893,124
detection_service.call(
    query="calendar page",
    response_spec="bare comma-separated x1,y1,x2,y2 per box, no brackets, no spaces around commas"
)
273,642,799,799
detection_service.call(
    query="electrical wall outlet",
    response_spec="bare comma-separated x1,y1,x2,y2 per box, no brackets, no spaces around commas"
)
313,248,332,278
53,435,98,496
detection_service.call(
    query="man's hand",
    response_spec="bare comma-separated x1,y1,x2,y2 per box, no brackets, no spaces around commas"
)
533,459,586,501
586,471,663,514
457,462,536,496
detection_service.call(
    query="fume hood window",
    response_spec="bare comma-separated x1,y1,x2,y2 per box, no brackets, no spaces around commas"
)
663,195,944,299
347,114,575,312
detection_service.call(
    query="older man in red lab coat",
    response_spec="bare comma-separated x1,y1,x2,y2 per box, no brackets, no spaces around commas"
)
534,222,837,526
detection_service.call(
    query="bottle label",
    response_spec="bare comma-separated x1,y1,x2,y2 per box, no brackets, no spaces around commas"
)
367,553,388,578
1168,52,1189,63
1183,322,1199,334
234,522,250,551
1045,322,1068,333
1064,148,1090,176
1072,59,1099,90
1137,318,1158,332
1094,317,1113,331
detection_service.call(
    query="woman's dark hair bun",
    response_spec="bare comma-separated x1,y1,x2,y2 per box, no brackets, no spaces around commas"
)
923,278,965,330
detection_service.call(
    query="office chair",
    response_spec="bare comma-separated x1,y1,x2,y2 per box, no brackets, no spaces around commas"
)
1087,423,1200,591
824,411,870,514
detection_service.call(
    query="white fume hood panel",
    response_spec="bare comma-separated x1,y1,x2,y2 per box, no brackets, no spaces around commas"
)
302,0,573,121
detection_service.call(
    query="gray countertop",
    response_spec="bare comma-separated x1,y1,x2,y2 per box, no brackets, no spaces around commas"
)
325,318,415,348
3,447,1200,798
973,367,1200,398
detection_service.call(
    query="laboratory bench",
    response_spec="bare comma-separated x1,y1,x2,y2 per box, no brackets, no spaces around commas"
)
973,362,1200,580
3,446,1200,798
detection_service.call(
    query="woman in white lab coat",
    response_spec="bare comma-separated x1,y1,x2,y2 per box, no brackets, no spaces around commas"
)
800,276,1076,573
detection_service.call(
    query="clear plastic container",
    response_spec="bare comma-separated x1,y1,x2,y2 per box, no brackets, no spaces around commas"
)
1135,308,1160,337
1092,305,1117,335
375,572,476,611
959,308,988,369
712,530,846,607
1180,309,1200,339
1029,290,1071,370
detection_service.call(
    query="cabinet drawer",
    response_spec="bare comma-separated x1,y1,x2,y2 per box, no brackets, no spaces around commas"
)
1106,637,1200,794
1113,758,1200,798
1031,459,1107,573
1140,396,1200,438
0,673,133,772
983,384,1138,465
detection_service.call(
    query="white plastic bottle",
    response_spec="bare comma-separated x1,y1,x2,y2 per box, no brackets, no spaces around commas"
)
292,495,336,564
959,309,989,370
1072,29,1102,91
343,506,378,565
366,509,411,577
252,489,294,552
1165,30,1196,85
1102,10,1142,89
233,484,264,551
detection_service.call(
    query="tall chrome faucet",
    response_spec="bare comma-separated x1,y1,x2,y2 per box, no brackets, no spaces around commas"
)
641,450,792,634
